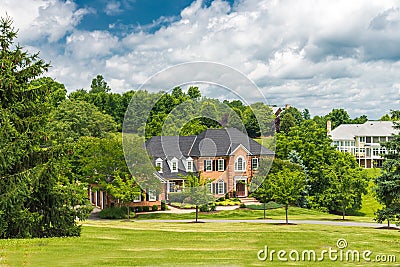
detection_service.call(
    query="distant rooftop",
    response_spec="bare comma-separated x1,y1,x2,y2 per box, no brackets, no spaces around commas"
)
330,121,398,140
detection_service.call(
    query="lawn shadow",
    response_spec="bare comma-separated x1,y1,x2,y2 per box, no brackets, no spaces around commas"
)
375,226,400,230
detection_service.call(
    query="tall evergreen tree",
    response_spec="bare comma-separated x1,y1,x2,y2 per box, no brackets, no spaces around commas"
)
374,119,400,227
0,16,90,238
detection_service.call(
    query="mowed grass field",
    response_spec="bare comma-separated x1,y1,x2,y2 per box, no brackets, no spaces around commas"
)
1,220,399,267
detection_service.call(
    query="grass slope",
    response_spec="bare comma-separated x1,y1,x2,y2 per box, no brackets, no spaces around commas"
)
1,221,399,266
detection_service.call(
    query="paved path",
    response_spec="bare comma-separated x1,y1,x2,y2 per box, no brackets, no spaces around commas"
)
136,204,239,214
135,219,399,228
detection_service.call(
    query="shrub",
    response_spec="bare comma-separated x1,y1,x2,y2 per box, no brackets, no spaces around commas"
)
152,205,158,211
98,207,126,219
161,201,167,211
200,205,210,212
225,192,230,199
210,203,216,211
245,201,284,210
217,196,225,202
142,206,150,212
168,192,186,203
239,203,246,208
135,206,143,212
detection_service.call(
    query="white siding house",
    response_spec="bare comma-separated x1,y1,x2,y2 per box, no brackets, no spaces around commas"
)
330,121,398,168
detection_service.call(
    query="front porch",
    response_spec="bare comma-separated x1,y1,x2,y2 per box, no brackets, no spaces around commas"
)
234,176,248,197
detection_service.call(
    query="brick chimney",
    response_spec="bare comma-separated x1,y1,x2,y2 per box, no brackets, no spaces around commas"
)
285,103,291,110
327,120,332,135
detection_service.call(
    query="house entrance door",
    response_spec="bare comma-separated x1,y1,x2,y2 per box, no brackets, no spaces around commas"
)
236,182,246,197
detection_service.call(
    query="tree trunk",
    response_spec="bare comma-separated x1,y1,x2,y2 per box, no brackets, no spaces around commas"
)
263,202,266,219
285,204,288,224
388,219,390,228
342,201,345,220
195,205,198,222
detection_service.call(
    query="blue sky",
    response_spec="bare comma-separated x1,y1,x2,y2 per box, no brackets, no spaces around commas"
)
1,0,400,119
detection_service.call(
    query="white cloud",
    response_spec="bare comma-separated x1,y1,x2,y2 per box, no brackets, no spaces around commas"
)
105,1,123,16
2,0,400,118
66,30,119,59
0,0,92,43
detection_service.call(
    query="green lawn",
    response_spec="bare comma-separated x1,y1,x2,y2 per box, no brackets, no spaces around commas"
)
1,221,399,266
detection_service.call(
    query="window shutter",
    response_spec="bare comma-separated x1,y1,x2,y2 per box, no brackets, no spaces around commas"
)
224,183,227,194
214,183,218,194
223,159,226,171
204,160,207,171
213,160,216,171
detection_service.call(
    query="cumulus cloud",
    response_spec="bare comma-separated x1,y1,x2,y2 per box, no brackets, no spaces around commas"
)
1,0,400,118
1,0,92,43
105,1,123,16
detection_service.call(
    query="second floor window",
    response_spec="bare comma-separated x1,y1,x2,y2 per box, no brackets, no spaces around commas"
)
251,158,259,170
187,161,193,172
217,159,225,171
171,160,178,172
204,160,212,171
235,156,246,171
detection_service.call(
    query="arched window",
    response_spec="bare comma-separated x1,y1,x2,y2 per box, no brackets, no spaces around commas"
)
155,158,163,173
235,156,246,171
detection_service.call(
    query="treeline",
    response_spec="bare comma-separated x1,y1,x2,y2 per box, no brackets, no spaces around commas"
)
67,76,275,139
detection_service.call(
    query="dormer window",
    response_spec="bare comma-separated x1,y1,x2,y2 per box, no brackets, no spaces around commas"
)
235,156,246,172
171,157,178,173
251,158,259,170
155,158,163,173
186,157,194,172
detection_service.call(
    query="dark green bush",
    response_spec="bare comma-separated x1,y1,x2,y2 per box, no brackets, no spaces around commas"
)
239,203,246,208
210,203,216,211
152,205,158,211
143,206,150,212
245,201,284,210
199,204,210,212
217,196,225,202
161,201,166,211
135,206,143,212
98,207,127,219
225,192,230,199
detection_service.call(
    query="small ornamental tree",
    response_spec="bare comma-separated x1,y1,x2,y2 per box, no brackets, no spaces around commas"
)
105,174,141,220
181,173,215,222
250,158,274,219
323,152,367,220
269,160,306,224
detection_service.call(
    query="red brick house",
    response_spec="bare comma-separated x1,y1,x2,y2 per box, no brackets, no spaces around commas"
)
145,128,275,199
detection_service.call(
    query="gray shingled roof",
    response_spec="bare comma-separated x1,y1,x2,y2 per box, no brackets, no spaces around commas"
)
190,128,274,157
330,121,398,140
145,127,274,179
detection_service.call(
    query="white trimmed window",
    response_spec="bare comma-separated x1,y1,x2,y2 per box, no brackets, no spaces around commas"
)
133,193,141,202
186,157,194,172
359,136,366,143
204,160,212,171
252,158,259,170
155,158,163,173
168,181,176,193
207,183,212,193
148,190,156,201
217,180,225,194
235,156,246,172
171,158,178,173
217,159,225,171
